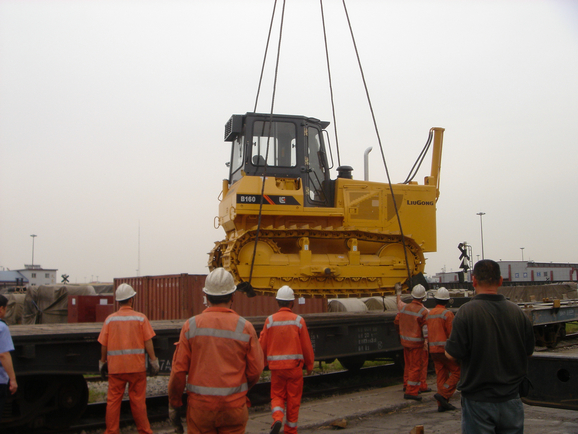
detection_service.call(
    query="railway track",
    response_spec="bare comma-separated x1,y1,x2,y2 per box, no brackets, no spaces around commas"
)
535,334,578,352
49,364,401,434
67,337,578,434
5,305,577,432
14,338,578,434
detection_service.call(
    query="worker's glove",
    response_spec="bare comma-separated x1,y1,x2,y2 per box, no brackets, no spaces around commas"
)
149,358,160,377
168,404,184,434
395,283,402,296
99,360,108,380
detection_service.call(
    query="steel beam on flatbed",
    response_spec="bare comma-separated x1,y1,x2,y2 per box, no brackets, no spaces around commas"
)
523,349,578,410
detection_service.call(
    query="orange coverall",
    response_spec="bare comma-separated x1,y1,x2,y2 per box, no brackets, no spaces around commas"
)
394,299,428,396
259,308,315,434
168,307,264,434
98,305,155,434
426,304,461,403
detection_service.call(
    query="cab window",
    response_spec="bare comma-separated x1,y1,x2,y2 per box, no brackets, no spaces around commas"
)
252,121,296,168
230,134,245,184
306,126,327,203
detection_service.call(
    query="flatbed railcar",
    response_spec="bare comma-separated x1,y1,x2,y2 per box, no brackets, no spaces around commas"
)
1,311,401,432
4,298,578,431
424,296,578,348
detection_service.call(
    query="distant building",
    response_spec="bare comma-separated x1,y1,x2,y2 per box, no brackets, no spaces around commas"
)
500,261,578,282
431,261,578,284
16,264,58,287
430,271,469,284
0,270,29,289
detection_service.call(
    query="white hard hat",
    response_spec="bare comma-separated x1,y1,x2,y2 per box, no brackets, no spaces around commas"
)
203,268,236,296
276,285,295,301
411,284,426,299
435,287,450,301
116,283,136,301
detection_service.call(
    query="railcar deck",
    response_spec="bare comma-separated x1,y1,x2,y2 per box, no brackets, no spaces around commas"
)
9,312,400,376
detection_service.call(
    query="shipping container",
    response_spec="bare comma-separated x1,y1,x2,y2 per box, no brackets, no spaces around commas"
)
113,274,327,321
68,295,114,323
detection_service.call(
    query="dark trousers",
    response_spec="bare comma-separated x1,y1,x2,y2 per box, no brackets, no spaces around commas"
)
461,395,524,434
0,383,8,422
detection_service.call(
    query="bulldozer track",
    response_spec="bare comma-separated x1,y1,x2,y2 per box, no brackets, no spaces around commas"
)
210,227,425,297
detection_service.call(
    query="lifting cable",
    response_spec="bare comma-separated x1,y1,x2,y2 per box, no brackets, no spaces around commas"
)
253,0,278,113
319,0,341,167
245,0,415,291
246,0,287,291
340,0,413,287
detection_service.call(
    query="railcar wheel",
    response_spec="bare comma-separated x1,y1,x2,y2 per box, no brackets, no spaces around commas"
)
393,350,404,371
44,374,89,430
1,374,88,432
338,356,366,371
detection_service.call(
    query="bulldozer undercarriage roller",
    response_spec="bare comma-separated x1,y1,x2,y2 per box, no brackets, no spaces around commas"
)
209,228,425,298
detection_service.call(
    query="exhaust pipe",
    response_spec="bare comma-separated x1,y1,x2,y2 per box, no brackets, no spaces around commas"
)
364,147,373,181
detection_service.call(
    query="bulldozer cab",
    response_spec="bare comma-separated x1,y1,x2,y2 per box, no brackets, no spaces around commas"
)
225,113,333,207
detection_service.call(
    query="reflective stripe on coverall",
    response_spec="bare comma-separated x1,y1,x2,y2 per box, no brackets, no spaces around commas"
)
426,305,461,402
98,305,156,434
259,308,315,434
394,300,428,396
168,307,264,434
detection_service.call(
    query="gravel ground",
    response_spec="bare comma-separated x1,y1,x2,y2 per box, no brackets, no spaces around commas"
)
88,375,172,403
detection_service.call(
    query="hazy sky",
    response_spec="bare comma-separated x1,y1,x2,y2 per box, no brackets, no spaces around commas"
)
1,0,577,284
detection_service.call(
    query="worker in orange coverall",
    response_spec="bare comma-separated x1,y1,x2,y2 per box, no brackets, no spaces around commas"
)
168,342,185,434
426,287,460,412
259,286,315,434
168,268,264,434
397,286,430,395
394,284,430,401
98,284,159,434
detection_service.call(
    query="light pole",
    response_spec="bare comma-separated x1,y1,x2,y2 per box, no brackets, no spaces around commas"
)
520,247,525,261
30,234,37,266
476,212,486,260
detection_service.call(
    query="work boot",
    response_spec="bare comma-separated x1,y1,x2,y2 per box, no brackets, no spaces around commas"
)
404,394,422,401
419,387,432,393
438,402,457,412
434,393,456,411
270,421,282,434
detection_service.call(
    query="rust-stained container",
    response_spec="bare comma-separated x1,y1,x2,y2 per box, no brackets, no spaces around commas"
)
114,274,203,321
231,291,327,317
68,295,114,323
113,274,327,320
95,303,115,322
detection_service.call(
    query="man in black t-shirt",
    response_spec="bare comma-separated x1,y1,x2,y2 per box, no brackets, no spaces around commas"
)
445,260,534,434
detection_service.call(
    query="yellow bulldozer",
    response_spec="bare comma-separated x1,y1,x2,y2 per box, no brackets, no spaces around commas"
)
209,112,444,298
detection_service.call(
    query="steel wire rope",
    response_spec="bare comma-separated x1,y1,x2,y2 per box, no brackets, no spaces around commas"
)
319,0,341,167
245,0,287,292
253,0,278,113
341,0,413,287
